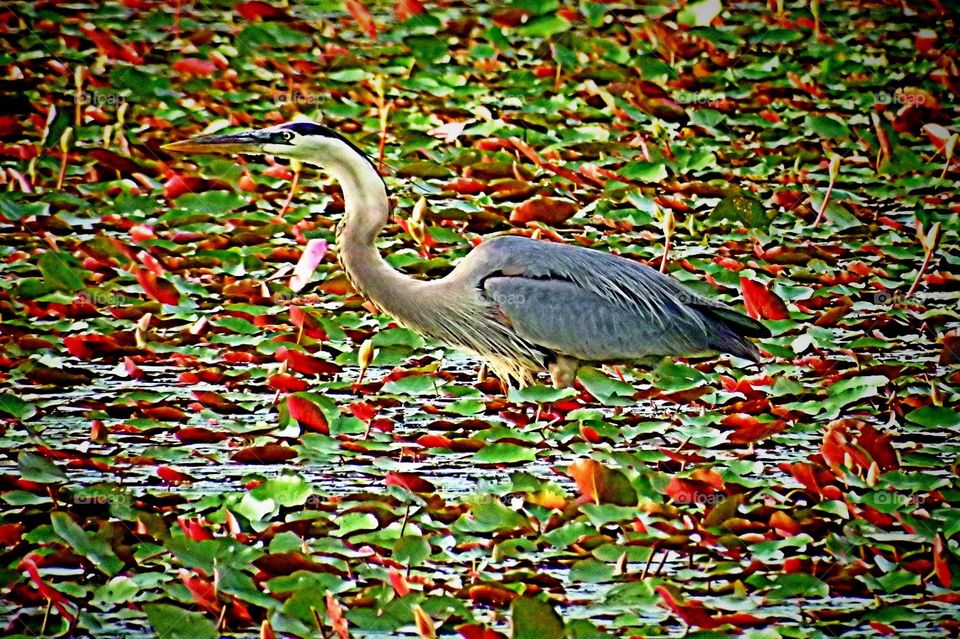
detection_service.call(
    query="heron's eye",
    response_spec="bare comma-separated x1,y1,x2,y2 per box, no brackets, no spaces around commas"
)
281,131,294,142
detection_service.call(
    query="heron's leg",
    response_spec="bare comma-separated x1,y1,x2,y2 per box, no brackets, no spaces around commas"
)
548,355,579,388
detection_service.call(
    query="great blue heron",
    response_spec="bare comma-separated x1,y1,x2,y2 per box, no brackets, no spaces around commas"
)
164,121,769,388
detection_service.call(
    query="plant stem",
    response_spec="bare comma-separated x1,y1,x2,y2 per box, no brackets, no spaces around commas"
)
813,179,834,227
906,247,935,298
279,166,300,216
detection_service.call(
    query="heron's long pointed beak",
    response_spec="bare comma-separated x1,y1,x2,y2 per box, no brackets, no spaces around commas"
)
162,131,266,155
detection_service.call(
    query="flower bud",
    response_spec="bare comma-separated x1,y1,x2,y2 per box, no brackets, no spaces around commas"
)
828,154,840,181
357,338,376,383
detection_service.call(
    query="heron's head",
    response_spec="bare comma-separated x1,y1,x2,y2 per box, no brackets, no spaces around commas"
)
163,121,375,173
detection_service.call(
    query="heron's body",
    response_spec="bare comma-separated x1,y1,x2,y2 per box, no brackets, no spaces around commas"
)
165,121,769,387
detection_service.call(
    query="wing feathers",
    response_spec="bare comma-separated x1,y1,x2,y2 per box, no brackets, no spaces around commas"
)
469,236,765,362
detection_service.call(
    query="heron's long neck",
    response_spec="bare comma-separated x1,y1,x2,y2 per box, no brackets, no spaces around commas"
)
327,153,426,321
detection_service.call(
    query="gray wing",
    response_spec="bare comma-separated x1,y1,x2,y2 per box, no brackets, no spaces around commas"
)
452,235,767,362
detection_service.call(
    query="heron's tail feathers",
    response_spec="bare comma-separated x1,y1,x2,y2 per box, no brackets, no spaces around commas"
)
695,304,771,338
713,332,763,362
693,304,770,362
